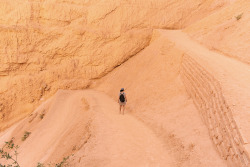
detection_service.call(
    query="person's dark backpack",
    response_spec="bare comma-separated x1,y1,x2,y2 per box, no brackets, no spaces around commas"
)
119,93,125,102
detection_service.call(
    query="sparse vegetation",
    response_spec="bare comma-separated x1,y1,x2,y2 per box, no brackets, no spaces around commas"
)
37,162,45,167
21,131,31,141
0,138,20,167
235,13,243,21
1,139,71,167
40,113,45,119
55,156,70,167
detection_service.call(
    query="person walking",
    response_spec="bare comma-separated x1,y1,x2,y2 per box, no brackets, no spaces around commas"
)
118,88,127,115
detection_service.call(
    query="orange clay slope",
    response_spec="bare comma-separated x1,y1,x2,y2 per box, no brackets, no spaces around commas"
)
0,90,179,167
0,0,235,131
94,31,228,167
94,29,250,167
0,32,229,166
0,2,249,166
184,0,250,64
0,28,249,167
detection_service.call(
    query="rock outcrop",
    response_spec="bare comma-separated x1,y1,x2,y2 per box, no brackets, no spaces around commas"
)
0,0,232,130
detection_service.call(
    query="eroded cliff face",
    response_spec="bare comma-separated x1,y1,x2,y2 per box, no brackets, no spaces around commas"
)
0,0,231,130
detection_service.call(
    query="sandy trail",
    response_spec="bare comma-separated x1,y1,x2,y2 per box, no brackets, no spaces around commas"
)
2,29,247,166
161,30,250,144
94,30,228,167
0,90,175,167
72,90,175,167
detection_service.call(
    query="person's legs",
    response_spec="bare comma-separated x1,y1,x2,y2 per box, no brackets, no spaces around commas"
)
122,105,125,115
119,105,122,114
121,105,125,115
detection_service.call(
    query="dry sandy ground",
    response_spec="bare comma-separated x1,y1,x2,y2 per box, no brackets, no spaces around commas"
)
0,88,226,167
0,0,234,130
94,30,228,167
184,0,250,64
1,3,249,165
161,29,250,145
1,89,175,167
0,28,239,167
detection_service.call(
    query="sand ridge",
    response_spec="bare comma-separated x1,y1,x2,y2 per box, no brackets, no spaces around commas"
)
0,90,177,166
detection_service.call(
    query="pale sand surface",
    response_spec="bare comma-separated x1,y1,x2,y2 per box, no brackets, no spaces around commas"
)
184,0,250,64
0,88,226,167
0,28,230,167
161,30,250,147
0,90,176,167
94,33,226,166
0,1,249,165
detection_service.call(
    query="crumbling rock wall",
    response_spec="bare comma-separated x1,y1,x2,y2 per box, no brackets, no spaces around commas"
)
181,55,250,167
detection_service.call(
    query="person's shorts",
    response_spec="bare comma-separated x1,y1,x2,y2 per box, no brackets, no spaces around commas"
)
119,101,126,106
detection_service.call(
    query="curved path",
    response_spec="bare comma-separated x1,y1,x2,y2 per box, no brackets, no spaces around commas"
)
0,90,175,167
72,90,175,167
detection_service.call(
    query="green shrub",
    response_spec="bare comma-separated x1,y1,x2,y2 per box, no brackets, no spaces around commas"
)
37,162,45,167
235,13,243,21
22,131,31,141
1,138,71,167
0,138,20,167
40,113,45,120
55,156,70,167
